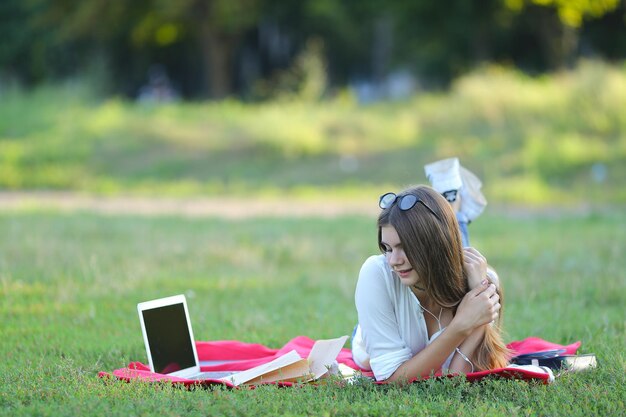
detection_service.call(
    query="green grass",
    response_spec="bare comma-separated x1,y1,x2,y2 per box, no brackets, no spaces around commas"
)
1,59,626,205
1,208,625,416
1,58,625,415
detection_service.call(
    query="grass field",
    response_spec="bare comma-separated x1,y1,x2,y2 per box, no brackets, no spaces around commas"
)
1,58,625,415
1,60,626,205
1,208,624,416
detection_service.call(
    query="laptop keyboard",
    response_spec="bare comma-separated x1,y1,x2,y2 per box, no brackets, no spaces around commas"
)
193,371,235,380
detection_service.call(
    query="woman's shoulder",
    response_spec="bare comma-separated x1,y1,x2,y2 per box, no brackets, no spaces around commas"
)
357,254,394,290
360,254,388,275
363,253,387,266
355,254,396,307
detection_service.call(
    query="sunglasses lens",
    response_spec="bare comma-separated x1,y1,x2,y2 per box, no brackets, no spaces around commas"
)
399,194,418,210
379,193,397,209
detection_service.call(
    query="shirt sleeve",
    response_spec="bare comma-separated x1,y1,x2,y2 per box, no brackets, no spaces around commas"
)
355,255,413,381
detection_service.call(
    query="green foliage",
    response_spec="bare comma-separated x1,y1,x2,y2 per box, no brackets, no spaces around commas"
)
0,209,624,416
3,0,625,97
1,61,625,205
253,37,328,101
505,0,621,28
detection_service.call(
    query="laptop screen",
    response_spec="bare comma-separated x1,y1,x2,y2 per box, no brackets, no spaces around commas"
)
141,302,196,374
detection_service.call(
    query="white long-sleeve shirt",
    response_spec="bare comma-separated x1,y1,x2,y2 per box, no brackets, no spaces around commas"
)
353,254,454,380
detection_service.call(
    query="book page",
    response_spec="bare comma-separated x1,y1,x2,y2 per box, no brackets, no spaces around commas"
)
245,358,312,385
220,349,303,386
307,335,349,379
563,354,597,372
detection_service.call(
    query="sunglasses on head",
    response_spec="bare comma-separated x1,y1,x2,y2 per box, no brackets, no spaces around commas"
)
379,192,441,221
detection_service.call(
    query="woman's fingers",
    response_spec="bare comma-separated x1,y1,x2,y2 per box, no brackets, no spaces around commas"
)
456,283,502,330
492,302,501,321
478,282,497,298
486,268,500,288
479,283,500,315
469,280,490,296
463,249,487,269
464,248,489,290
463,247,486,262
462,252,477,265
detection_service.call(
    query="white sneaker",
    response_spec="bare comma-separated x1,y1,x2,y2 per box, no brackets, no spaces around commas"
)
424,157,462,202
424,157,487,222
459,166,487,222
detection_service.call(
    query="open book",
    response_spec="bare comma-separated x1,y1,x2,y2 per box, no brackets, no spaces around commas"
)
218,335,349,386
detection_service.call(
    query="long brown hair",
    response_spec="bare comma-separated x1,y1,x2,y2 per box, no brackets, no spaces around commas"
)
378,185,509,370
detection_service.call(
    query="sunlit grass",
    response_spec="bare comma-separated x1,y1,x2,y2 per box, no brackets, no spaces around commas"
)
1,60,625,205
0,209,624,415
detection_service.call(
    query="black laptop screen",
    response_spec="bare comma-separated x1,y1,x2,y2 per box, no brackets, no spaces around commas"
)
142,303,196,374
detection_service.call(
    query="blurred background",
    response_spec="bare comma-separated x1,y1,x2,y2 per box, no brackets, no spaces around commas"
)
1,0,625,207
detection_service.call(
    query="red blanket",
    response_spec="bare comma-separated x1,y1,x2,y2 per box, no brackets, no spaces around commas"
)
99,336,581,387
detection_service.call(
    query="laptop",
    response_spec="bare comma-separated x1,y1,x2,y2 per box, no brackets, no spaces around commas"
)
137,294,233,380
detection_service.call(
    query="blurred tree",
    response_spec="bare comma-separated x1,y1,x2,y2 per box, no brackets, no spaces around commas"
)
19,0,262,98
503,0,622,69
511,0,621,28
581,2,626,60
260,0,378,86
385,0,511,85
1,0,625,97
0,0,81,85
384,0,624,84
143,0,263,98
0,0,35,83
3,0,158,92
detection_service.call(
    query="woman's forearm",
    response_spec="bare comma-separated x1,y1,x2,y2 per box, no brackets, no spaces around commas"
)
448,324,487,373
387,282,498,382
385,321,471,383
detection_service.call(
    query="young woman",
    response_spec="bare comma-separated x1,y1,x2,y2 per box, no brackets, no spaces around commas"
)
352,185,509,382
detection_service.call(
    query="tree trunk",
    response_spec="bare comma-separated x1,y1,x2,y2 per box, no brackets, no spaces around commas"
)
199,24,235,98
536,7,579,69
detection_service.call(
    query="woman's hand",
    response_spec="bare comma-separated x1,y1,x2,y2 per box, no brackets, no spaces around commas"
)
451,281,501,336
463,247,488,290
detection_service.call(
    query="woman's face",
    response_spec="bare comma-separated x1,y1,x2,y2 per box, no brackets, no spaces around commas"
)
380,225,420,287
